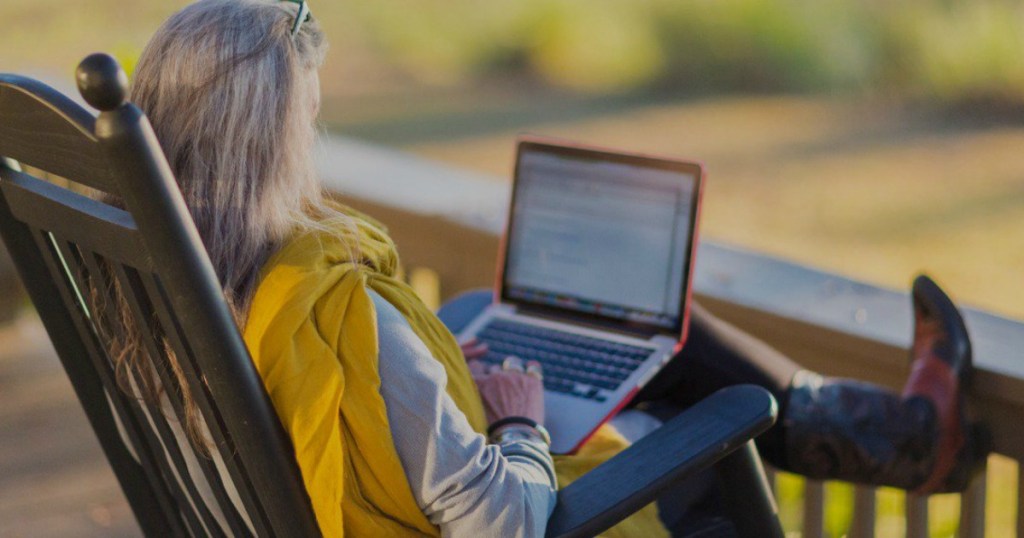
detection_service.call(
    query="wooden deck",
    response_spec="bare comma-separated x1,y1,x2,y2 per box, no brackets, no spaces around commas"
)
0,314,138,537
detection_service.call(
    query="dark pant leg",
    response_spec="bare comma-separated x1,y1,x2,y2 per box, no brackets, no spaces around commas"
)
635,302,801,467
635,302,954,492
634,303,802,533
637,302,799,405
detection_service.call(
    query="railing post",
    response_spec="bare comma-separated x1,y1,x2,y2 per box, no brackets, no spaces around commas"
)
906,494,929,538
1017,463,1024,538
959,470,987,538
409,267,442,310
849,485,876,538
802,479,825,538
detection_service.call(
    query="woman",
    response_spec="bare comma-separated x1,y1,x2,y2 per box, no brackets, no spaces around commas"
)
120,1,987,535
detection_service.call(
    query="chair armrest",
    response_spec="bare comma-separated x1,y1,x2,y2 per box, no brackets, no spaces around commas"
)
546,385,778,538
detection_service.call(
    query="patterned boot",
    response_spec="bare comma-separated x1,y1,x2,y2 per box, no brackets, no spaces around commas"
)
781,275,989,492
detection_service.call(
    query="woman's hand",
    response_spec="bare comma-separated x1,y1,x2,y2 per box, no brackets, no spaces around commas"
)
467,355,545,425
459,337,489,361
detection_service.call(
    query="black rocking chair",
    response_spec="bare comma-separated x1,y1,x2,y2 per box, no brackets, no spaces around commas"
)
0,54,783,537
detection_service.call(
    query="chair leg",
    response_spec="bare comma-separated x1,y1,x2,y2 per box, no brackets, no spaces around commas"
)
715,441,784,538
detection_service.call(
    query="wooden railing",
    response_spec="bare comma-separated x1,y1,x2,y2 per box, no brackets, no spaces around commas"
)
318,136,1024,537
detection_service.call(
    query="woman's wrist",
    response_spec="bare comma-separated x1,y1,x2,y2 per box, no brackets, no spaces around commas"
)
487,415,542,434
491,424,559,489
488,422,552,448
487,416,551,446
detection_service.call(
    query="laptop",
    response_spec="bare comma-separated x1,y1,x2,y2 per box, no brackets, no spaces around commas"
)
458,137,704,454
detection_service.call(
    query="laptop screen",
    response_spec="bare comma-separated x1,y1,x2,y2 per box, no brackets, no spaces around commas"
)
502,140,702,335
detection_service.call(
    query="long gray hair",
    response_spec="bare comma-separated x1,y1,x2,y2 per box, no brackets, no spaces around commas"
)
100,0,347,448
131,0,335,319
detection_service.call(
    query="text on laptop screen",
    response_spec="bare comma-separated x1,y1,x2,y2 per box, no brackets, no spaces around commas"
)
504,145,698,331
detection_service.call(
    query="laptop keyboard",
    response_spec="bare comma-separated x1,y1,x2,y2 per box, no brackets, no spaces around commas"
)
474,319,653,402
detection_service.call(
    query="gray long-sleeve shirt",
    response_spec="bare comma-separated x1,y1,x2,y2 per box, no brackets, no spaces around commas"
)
371,291,558,537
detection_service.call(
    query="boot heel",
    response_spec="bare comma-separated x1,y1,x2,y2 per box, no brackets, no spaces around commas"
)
931,419,991,493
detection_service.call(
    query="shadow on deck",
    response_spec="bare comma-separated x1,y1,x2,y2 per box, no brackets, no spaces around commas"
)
0,316,139,537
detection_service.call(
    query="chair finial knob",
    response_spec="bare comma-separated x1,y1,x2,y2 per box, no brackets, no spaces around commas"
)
76,53,129,112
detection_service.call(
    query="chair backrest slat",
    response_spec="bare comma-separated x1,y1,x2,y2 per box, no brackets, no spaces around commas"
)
0,168,150,269
0,63,320,536
26,226,195,536
108,261,255,537
127,381,229,538
0,76,114,191
133,269,273,535
52,238,242,538
0,190,176,537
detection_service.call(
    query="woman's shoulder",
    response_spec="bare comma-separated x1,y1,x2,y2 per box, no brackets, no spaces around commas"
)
368,289,444,378
244,206,393,342
261,203,399,280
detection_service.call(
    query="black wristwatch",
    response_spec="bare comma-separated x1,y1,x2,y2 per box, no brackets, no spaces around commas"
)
487,416,551,447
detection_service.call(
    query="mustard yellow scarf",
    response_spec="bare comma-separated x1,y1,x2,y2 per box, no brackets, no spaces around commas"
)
243,207,667,537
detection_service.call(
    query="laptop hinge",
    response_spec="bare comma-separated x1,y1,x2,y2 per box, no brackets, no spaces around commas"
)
513,303,663,340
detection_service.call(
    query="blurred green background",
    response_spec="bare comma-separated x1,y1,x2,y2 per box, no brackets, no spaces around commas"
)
1,1,1022,536
7,0,1024,104
6,0,1020,318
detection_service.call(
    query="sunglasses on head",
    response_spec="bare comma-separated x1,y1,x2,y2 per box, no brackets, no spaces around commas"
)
281,0,312,37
